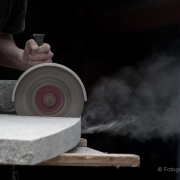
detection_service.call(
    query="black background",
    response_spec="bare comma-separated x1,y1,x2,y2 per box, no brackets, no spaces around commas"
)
1,0,180,179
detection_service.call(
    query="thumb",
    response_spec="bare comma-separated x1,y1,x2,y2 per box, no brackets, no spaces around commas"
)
24,39,38,55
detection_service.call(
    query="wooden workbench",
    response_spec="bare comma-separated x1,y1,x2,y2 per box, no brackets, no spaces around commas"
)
37,138,140,167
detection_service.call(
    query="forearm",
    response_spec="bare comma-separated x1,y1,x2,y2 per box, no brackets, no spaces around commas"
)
0,34,26,71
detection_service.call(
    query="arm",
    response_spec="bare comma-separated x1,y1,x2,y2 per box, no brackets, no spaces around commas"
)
0,32,54,71
0,33,25,71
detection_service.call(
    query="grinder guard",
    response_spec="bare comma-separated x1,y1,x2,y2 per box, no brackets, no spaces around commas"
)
12,63,87,117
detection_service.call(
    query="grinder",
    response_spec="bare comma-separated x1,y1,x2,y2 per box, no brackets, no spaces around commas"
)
0,34,87,117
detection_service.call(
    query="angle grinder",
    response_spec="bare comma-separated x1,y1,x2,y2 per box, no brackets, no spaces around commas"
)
0,34,87,117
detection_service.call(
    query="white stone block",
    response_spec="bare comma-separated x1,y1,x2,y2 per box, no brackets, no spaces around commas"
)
0,114,81,165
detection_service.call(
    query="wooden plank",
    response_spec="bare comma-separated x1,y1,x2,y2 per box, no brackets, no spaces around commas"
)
76,138,87,147
37,147,140,167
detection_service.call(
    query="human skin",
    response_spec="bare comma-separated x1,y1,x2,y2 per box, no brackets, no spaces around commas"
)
0,32,54,71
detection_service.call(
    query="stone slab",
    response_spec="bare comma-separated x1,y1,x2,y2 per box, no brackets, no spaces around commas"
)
0,114,81,165
76,138,87,147
67,147,104,154
0,80,16,114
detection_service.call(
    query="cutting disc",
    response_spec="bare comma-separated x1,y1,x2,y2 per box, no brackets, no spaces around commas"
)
12,63,87,117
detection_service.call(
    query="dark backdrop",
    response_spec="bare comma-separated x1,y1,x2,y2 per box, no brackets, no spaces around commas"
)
2,0,180,179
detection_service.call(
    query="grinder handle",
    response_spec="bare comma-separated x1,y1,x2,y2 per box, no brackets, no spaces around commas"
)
33,34,45,46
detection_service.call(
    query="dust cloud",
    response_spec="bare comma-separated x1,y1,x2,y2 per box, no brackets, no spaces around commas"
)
81,54,180,141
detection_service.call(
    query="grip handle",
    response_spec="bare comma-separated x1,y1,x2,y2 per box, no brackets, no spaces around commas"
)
33,34,45,46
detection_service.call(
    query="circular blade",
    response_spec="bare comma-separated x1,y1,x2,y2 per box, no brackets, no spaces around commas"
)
14,64,85,117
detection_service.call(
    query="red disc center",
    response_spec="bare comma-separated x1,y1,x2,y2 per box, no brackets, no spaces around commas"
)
35,85,63,113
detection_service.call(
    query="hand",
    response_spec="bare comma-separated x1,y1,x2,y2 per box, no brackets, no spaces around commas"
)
23,39,54,70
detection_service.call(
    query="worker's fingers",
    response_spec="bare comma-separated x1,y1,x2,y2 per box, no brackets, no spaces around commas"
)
24,39,38,54
23,39,54,70
28,59,53,67
31,43,51,54
29,51,54,61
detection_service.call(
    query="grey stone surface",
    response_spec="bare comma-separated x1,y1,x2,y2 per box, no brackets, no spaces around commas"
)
0,80,16,114
67,147,105,154
0,114,81,165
